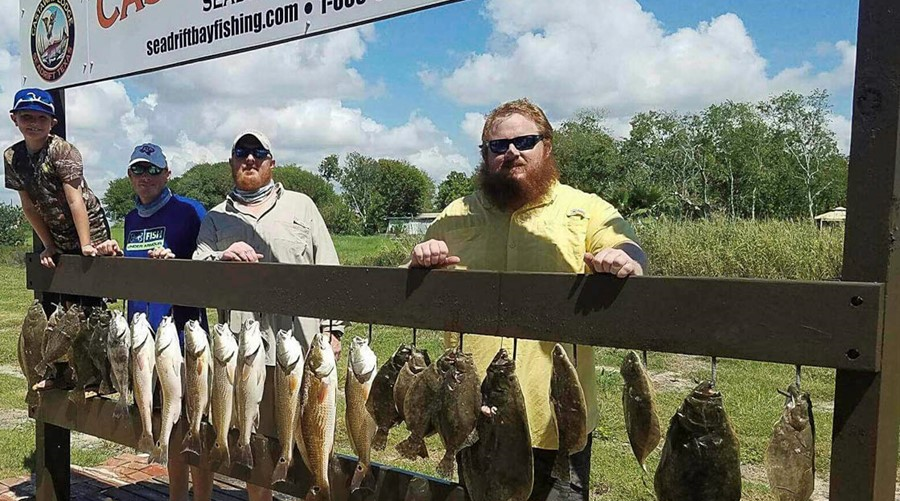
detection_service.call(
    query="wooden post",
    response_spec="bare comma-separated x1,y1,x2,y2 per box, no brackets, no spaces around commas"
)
33,87,70,501
831,0,900,499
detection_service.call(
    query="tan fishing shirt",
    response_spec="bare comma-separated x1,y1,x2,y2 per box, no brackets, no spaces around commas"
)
193,183,344,363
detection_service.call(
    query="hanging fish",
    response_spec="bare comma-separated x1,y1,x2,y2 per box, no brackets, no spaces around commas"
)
621,350,661,471
765,383,815,501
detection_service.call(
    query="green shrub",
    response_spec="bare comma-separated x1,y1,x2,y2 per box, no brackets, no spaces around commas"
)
0,203,31,247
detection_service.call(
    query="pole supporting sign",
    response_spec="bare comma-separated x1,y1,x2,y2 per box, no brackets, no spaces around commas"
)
20,0,463,90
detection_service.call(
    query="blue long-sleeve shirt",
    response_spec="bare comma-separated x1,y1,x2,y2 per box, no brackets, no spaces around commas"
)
124,193,209,339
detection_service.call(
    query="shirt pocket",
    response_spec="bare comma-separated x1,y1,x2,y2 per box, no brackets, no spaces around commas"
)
272,219,311,264
562,210,591,268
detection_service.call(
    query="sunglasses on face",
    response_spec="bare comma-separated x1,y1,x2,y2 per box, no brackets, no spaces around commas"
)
130,164,166,176
233,146,271,159
482,134,544,155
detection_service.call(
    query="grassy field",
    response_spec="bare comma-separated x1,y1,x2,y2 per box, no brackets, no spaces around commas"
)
0,221,883,499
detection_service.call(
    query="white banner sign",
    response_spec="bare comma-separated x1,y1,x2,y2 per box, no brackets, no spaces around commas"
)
20,0,462,90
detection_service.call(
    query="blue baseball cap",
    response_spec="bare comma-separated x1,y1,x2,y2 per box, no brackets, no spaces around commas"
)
129,143,168,169
10,88,55,117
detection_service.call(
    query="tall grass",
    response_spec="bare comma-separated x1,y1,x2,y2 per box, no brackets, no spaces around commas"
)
637,217,844,280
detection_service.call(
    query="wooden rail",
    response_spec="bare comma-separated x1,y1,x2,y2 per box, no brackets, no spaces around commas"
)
26,254,884,371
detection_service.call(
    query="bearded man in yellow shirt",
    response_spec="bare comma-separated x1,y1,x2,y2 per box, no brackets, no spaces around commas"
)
410,98,646,500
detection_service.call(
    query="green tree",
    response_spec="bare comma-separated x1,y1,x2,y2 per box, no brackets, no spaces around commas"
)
554,109,622,198
436,171,475,210
168,162,234,209
321,153,434,234
102,177,136,221
760,90,846,221
274,165,361,234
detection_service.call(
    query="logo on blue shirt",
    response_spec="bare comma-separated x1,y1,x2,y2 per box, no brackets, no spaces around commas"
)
127,227,166,251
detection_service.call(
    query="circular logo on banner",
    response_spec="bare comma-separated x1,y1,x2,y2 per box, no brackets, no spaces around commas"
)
30,0,76,82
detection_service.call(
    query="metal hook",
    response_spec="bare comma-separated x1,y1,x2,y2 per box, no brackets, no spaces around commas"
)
711,357,718,387
459,332,464,351
573,343,578,368
794,364,802,390
412,328,417,347
513,338,518,361
368,323,373,344
642,350,648,368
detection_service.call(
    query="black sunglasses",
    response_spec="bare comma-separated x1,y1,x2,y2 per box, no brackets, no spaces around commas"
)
129,164,166,176
482,134,544,154
233,146,271,159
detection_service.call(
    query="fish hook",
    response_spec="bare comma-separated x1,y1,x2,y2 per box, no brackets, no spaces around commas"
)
459,332,464,351
512,337,518,361
641,350,648,368
367,323,373,344
711,356,718,387
573,343,578,369
412,327,418,347
794,364,802,391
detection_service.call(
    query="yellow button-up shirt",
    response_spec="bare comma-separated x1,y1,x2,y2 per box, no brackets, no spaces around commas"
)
423,182,638,449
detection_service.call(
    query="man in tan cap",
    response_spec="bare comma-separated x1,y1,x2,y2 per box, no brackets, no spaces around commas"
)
193,130,343,499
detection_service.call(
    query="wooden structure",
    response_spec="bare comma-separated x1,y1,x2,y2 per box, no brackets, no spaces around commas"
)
23,0,900,499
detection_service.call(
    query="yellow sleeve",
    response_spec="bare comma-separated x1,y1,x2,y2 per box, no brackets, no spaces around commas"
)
586,200,639,253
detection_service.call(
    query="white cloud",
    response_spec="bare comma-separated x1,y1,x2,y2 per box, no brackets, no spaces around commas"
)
441,0,856,125
0,20,467,200
460,112,485,146
829,113,852,155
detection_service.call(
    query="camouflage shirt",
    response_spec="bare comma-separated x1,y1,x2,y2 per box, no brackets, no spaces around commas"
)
4,135,109,252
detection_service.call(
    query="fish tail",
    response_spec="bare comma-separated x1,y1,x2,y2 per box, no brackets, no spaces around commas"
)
371,428,388,451
181,431,202,457
112,399,130,420
436,452,456,479
149,442,168,467
210,440,230,467
272,456,290,484
551,451,570,483
136,432,154,454
349,462,371,492
235,443,254,469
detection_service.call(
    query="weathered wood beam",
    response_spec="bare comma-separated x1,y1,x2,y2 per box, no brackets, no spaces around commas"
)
26,254,883,370
831,0,900,498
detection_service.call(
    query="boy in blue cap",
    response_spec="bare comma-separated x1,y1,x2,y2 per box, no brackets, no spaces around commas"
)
4,88,116,269
97,142,213,501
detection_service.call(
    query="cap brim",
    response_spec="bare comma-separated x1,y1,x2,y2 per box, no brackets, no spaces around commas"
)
10,104,54,117
128,157,166,168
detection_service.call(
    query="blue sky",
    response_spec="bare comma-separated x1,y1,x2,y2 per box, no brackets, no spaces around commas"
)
0,0,859,204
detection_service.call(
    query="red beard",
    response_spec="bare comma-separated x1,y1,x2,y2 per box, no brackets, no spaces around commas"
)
477,153,560,211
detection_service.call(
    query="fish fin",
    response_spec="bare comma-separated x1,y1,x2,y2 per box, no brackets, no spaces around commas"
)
196,357,204,377
149,442,168,467
290,374,301,394
396,436,428,460
349,462,372,493
241,360,253,382
226,363,235,386
551,451,571,483
436,452,456,480
181,431,202,457
210,440,231,468
235,443,254,469
371,428,388,451
136,432,154,454
317,381,331,404
272,457,290,484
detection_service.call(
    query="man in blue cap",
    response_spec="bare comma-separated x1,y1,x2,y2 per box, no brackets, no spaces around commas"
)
98,142,212,501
